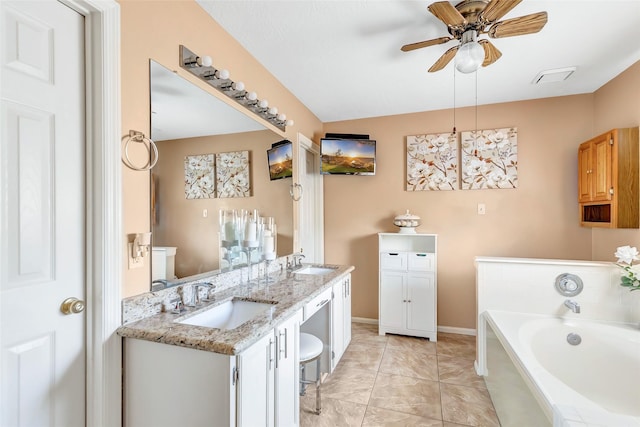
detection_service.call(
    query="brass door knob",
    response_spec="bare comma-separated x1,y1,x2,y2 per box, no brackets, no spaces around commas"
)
60,297,85,315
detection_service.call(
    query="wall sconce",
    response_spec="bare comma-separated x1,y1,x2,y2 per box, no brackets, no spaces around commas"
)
128,232,152,268
179,45,292,132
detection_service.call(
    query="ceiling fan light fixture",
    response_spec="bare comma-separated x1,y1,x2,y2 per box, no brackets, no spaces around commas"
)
455,30,484,73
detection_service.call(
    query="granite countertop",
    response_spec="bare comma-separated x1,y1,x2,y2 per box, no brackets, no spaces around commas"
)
116,265,354,355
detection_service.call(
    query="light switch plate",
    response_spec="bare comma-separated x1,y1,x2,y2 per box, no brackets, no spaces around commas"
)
128,243,144,269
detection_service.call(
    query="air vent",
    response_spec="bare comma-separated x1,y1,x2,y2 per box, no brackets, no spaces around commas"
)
532,67,577,84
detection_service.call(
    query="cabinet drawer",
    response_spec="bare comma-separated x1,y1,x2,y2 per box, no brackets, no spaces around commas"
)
408,252,435,271
303,287,332,322
380,252,407,270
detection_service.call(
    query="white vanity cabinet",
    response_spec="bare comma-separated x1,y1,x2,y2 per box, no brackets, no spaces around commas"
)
274,310,303,427
378,233,437,341
124,310,302,427
331,274,352,369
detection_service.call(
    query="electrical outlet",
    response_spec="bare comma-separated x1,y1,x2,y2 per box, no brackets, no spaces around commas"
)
128,243,144,269
477,203,486,215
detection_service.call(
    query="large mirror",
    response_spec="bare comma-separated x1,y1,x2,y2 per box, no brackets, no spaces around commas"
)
150,60,294,289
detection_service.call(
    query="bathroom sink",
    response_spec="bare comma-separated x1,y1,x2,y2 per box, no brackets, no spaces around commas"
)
294,266,337,275
178,299,276,330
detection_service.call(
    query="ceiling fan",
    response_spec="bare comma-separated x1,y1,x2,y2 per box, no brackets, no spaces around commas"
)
402,0,548,73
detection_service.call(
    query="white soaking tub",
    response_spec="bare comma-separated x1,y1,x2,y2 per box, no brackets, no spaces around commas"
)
482,310,640,427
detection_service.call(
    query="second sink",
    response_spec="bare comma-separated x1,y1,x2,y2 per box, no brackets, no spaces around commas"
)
178,298,276,330
294,266,337,275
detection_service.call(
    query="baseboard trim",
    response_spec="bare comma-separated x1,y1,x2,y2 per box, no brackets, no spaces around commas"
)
352,318,477,336
438,326,477,336
352,317,378,325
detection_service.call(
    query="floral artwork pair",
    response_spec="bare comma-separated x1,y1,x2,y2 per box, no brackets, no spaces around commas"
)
184,150,250,199
406,127,518,191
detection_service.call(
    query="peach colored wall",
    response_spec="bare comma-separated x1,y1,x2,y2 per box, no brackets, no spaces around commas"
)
591,61,640,261
153,130,294,278
323,95,596,328
120,0,323,297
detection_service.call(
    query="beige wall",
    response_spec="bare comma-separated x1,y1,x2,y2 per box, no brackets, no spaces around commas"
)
153,130,294,278
121,0,639,327
120,0,323,297
323,95,598,328
591,61,640,261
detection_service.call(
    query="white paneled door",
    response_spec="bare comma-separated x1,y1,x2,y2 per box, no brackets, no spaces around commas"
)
1,1,86,426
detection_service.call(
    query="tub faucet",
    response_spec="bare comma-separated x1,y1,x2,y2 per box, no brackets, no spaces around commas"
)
564,299,580,313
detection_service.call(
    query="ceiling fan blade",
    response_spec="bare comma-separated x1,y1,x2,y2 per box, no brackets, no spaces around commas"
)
428,46,458,72
401,36,452,52
479,40,502,66
479,0,522,24
488,12,548,38
428,1,467,29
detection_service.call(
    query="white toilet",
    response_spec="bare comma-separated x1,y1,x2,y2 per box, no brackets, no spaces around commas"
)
152,246,177,281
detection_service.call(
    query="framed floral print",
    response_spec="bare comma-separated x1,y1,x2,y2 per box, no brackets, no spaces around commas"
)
407,132,458,191
216,150,251,198
461,128,518,190
184,154,215,199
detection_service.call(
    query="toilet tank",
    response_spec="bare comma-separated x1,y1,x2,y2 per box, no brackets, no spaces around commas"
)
152,246,177,281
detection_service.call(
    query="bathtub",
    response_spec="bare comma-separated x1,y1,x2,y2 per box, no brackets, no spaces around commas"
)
481,310,640,427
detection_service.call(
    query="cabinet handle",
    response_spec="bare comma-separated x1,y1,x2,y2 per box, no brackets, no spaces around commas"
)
347,278,350,296
279,329,288,360
416,253,427,257
268,338,274,371
317,298,329,307
388,253,399,256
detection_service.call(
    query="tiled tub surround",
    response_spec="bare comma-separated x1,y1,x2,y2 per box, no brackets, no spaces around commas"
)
118,262,353,355
475,257,640,427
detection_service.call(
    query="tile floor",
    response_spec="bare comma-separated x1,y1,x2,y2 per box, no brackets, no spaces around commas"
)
300,322,500,426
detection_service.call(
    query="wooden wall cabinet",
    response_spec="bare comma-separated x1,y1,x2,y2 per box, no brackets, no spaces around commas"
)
578,127,639,228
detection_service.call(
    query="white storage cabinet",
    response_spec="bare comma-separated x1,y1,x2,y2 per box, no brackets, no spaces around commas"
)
378,233,437,341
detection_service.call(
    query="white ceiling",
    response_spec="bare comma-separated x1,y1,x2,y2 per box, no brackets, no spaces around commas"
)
195,0,640,123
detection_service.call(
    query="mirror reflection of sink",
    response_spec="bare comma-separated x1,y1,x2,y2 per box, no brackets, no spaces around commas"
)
294,266,337,275
177,299,276,330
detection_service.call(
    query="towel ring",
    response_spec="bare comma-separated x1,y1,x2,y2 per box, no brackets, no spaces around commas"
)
123,130,158,171
290,183,303,201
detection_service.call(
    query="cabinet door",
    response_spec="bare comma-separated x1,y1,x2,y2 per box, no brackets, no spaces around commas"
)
578,141,592,202
332,279,345,370
237,333,275,427
406,272,436,333
592,133,612,202
275,312,302,427
380,271,405,329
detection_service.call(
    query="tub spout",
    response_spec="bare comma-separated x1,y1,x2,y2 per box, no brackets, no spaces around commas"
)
564,299,580,313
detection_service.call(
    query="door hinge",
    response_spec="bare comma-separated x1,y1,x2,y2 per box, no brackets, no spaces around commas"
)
232,366,239,386
610,187,614,195
332,290,334,299
610,137,614,146
331,350,335,360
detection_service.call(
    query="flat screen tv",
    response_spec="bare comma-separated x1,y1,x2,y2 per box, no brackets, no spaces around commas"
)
267,140,293,180
320,138,376,175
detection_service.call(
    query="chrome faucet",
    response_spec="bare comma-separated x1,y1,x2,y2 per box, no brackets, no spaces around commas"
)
193,282,215,305
564,299,580,313
292,252,305,267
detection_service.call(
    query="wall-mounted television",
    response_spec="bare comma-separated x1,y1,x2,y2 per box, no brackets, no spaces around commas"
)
267,140,293,180
320,138,376,175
